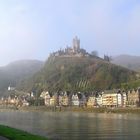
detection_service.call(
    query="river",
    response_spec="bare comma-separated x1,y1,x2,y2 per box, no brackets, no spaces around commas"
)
0,111,140,140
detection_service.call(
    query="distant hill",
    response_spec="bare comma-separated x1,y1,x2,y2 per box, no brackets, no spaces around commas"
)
17,56,137,93
0,60,44,94
112,55,140,72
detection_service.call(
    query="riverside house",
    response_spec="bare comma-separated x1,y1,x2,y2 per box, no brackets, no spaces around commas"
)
50,96,55,106
40,91,51,106
50,93,58,106
87,96,96,107
126,89,140,107
45,92,51,106
96,93,103,107
102,90,127,107
22,99,29,106
71,94,79,106
59,92,69,106
120,91,127,107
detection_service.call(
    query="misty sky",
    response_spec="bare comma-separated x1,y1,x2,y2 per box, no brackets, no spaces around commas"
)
0,0,140,66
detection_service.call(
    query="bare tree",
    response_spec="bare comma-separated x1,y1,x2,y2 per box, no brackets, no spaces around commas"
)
104,55,112,62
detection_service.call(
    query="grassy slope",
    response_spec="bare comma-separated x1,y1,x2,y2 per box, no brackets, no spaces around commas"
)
0,125,48,140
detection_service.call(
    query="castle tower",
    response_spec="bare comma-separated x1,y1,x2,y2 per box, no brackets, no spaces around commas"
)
73,36,80,53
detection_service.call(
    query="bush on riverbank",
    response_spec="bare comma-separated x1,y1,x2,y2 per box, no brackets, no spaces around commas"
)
0,125,48,140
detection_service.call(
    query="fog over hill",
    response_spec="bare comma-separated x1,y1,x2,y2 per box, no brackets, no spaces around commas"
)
0,60,44,95
112,55,140,72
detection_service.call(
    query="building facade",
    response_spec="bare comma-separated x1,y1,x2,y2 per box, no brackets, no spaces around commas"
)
102,90,127,107
126,89,140,107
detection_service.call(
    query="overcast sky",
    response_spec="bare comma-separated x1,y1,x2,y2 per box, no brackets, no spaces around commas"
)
0,0,140,66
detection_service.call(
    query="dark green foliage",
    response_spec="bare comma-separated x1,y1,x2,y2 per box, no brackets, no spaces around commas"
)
18,56,137,93
121,79,140,90
28,98,45,106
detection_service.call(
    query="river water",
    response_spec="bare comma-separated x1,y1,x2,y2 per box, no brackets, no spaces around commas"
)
0,111,140,140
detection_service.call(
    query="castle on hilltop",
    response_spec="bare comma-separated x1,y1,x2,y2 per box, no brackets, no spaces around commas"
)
51,36,88,57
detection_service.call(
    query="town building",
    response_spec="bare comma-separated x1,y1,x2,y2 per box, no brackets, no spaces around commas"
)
50,93,58,106
102,90,127,107
126,89,140,107
22,99,29,106
58,92,69,106
96,93,103,107
61,92,69,106
71,94,79,106
87,96,96,107
40,91,51,106
8,86,15,91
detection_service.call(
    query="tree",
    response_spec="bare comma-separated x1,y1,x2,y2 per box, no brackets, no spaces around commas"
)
91,51,98,57
79,48,87,55
104,55,112,62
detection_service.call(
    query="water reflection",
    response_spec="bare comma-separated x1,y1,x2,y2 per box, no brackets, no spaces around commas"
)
0,111,140,139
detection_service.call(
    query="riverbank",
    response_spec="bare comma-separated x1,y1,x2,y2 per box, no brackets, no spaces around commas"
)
18,106,140,114
0,125,48,140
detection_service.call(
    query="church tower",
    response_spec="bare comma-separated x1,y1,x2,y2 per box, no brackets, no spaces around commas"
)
73,36,80,53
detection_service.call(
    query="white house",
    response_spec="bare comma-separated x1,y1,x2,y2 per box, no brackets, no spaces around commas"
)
96,94,103,107
8,86,15,91
71,94,79,106
40,91,51,106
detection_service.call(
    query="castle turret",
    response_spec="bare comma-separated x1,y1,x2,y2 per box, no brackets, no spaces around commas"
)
73,36,80,53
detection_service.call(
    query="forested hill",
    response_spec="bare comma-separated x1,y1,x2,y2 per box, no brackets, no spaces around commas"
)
17,56,137,93
0,60,44,94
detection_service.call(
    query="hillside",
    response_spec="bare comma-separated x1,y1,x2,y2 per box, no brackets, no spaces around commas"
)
112,55,140,72
17,56,137,93
0,60,44,94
